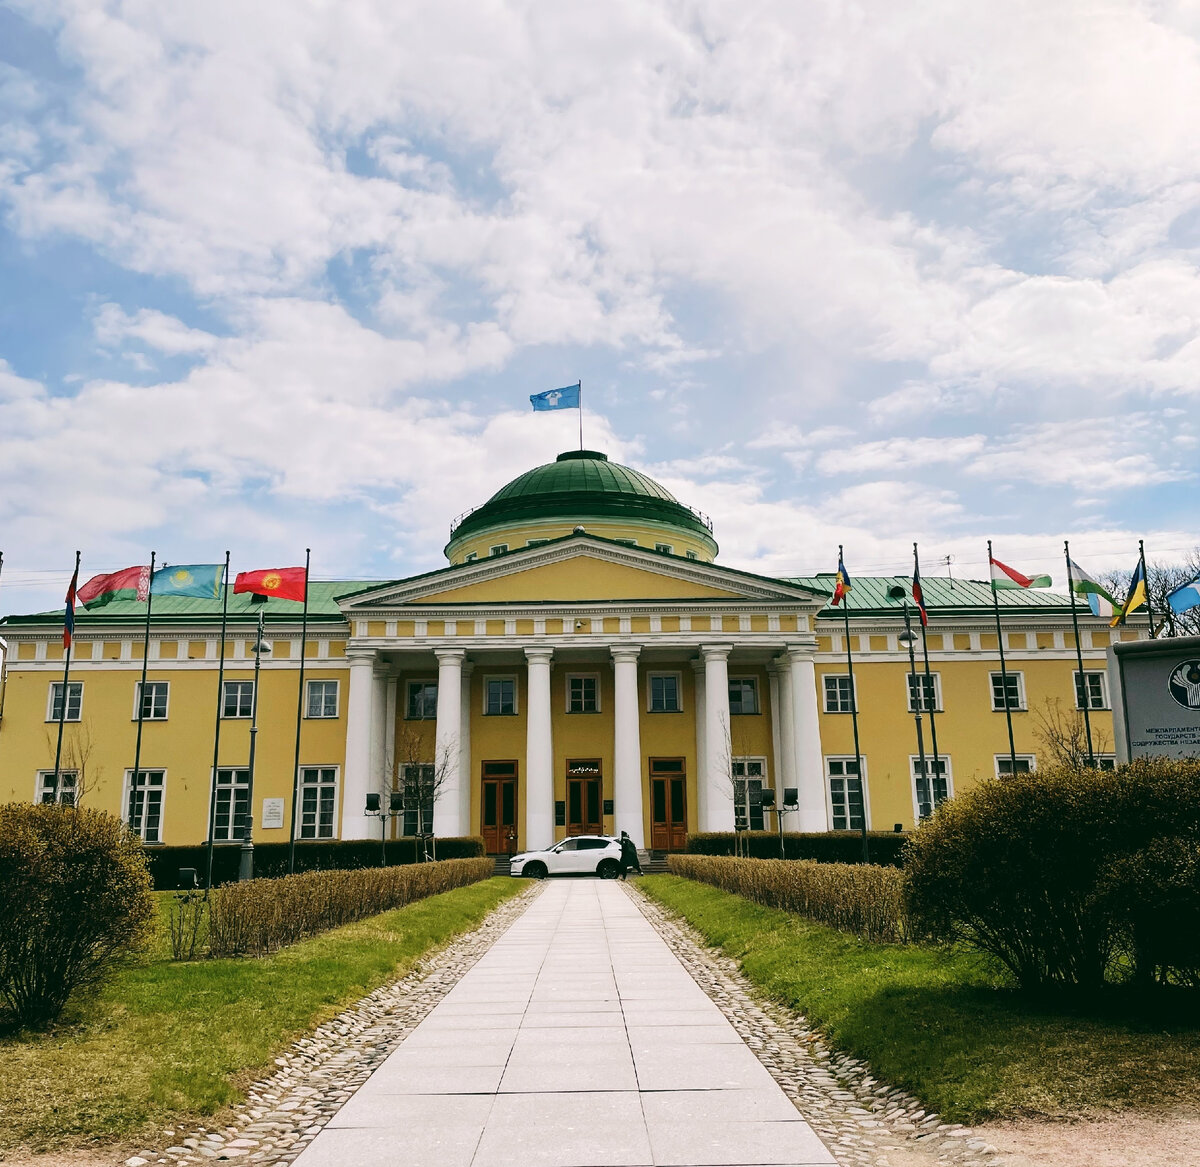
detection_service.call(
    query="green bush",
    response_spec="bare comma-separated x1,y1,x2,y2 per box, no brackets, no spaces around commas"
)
669,854,906,942
205,856,494,957
686,831,910,866
0,803,156,1028
904,759,1200,990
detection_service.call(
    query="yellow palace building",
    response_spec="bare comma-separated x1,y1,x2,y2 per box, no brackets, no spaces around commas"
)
0,450,1142,854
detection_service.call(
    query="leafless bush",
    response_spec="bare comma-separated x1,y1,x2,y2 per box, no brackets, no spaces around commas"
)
168,891,208,961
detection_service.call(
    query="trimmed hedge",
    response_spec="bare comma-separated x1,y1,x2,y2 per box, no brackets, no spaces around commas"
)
669,854,906,943
686,831,910,866
146,837,487,890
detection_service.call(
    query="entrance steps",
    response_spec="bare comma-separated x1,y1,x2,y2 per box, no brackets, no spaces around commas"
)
644,850,671,874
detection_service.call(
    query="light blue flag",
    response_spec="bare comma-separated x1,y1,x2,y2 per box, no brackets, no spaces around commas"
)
1167,576,1200,616
530,383,580,411
151,563,224,599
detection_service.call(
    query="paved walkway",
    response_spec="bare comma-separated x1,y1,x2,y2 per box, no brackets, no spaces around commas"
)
292,879,834,1167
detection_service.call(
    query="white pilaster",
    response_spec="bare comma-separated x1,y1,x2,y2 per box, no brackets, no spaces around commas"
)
690,658,707,832
342,649,377,840
776,655,797,800
433,648,466,838
767,661,784,806
787,640,827,832
612,646,644,846
525,647,555,849
459,660,474,836
702,643,733,832
370,662,389,798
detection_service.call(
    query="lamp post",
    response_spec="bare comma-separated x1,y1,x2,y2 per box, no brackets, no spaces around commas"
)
890,586,929,820
238,608,271,882
365,788,405,866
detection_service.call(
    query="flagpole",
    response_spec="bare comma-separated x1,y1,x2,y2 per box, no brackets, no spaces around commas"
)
914,544,942,809
839,546,868,863
131,552,157,797
577,380,583,450
988,540,1019,778
53,550,81,785
1063,542,1095,767
287,549,311,875
1139,539,1155,638
204,553,231,890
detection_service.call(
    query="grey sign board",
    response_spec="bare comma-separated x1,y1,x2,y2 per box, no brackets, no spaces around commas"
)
1108,634,1200,761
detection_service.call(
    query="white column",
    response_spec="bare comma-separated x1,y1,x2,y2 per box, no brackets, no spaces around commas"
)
433,648,466,838
787,641,827,832
525,647,555,849
702,643,733,832
341,649,377,840
767,661,784,806
776,654,797,800
690,658,707,833
383,669,399,838
459,660,474,836
370,662,389,798
612,646,644,846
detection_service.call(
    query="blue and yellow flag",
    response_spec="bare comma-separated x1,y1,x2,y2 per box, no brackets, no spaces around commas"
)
1110,559,1147,627
151,563,224,599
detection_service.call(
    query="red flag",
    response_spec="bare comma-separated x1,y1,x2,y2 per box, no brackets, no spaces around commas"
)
912,560,928,627
234,567,307,602
64,565,79,648
78,565,151,608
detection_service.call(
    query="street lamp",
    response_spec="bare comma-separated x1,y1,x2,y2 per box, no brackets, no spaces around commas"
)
889,585,929,822
238,607,271,882
365,788,406,866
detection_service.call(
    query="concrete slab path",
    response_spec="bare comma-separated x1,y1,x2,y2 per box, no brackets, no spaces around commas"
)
292,879,834,1167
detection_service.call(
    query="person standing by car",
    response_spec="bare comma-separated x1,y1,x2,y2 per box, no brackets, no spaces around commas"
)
618,831,642,880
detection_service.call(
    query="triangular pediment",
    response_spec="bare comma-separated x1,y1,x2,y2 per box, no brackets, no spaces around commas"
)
338,536,828,612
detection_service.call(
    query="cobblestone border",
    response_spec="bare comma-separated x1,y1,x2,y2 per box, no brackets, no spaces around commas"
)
626,882,1004,1167
122,882,543,1167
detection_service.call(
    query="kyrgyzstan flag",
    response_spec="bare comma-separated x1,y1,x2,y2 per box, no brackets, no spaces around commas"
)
234,567,307,603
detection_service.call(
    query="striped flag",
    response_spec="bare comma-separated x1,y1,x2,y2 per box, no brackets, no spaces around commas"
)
990,557,1052,590
1068,559,1118,619
63,565,79,648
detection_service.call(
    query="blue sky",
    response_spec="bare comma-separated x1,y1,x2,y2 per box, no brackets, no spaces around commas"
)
1,1,1198,615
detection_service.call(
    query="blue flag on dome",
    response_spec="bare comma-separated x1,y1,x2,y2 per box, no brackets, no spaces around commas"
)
530,383,581,411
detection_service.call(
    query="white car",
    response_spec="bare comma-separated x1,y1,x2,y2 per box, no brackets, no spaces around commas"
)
510,835,623,879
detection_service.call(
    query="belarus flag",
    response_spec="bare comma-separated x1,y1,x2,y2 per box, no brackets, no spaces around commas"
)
235,567,307,602
989,557,1052,590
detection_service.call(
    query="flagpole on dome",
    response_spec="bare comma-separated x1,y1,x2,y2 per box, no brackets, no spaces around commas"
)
287,548,311,875
204,552,231,890
53,550,81,787
914,543,942,813
834,546,868,863
1063,542,1096,767
131,552,157,796
987,540,1019,778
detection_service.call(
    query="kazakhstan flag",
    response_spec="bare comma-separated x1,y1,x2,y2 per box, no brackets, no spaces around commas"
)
530,383,580,411
151,563,224,599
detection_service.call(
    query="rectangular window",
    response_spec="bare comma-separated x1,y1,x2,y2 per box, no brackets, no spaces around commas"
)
484,677,516,715
464,552,477,563
823,674,854,713
526,538,549,547
990,672,1025,711
47,681,83,722
399,763,435,835
213,768,250,841
406,680,438,719
732,758,767,831
489,543,508,556
1095,755,1117,771
305,679,339,718
222,680,254,719
685,550,699,560
648,672,681,713
654,542,673,554
567,674,599,713
906,672,941,713
614,538,637,547
729,677,760,715
135,680,169,720
996,754,1036,778
1074,671,1109,710
912,756,950,820
125,769,165,844
827,757,866,831
298,767,338,839
37,770,77,805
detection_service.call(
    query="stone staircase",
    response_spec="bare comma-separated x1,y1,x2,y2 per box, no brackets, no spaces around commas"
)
643,850,671,874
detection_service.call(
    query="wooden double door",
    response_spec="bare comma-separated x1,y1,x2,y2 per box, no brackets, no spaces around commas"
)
566,760,603,836
481,761,518,854
650,758,688,851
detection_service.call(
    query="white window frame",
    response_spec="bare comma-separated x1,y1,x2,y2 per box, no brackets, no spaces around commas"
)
297,766,340,840
823,674,854,713
646,671,683,713
1074,670,1109,710
732,757,769,831
123,768,166,845
565,673,601,714
405,678,438,720
995,753,1037,778
526,538,550,547
36,769,78,805
463,551,478,563
685,550,699,560
989,671,1026,712
46,680,83,722
910,755,952,821
398,762,436,835
728,676,760,716
489,543,509,556
905,671,942,713
305,678,340,719
212,767,250,842
132,680,170,721
1095,754,1117,771
654,542,673,555
826,756,869,832
222,679,255,719
483,675,518,716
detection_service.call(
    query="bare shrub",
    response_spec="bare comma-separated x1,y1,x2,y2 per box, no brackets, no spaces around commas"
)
168,892,208,961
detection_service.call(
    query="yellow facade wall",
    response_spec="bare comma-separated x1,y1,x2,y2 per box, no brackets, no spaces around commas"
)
448,519,716,565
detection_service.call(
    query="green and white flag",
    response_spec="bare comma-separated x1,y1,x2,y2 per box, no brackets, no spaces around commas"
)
1068,559,1119,619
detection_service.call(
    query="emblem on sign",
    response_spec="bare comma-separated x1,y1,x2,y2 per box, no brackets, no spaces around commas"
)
1167,660,1200,710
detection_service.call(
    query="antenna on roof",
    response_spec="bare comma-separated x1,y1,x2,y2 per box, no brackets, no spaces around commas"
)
941,555,955,587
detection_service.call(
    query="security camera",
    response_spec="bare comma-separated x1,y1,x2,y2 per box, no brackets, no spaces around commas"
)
575,620,586,629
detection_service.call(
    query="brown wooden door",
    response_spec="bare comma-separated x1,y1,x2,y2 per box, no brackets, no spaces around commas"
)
481,764,518,854
650,760,687,850
566,776,602,836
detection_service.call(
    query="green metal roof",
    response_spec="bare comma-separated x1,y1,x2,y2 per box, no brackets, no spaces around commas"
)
447,451,716,547
791,574,1091,618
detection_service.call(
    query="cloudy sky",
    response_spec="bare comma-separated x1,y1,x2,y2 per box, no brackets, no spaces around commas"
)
2,0,1198,614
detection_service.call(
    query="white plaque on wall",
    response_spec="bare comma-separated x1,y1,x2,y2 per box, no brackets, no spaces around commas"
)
261,798,285,829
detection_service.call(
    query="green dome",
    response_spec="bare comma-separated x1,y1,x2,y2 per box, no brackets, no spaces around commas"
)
447,450,715,547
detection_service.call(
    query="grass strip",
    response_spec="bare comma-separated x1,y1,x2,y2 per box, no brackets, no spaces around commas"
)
0,876,525,1152
640,874,1200,1122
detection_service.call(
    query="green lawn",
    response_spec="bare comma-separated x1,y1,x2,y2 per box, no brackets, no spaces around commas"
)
0,876,525,1153
640,874,1200,1123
